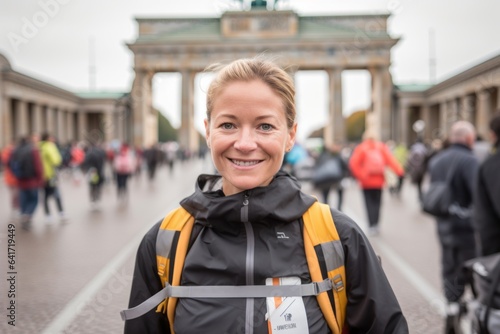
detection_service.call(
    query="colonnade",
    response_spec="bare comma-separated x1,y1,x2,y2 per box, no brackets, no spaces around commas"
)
396,53,500,145
1,96,119,146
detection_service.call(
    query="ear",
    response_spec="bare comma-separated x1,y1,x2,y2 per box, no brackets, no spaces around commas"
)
204,118,210,148
286,123,297,152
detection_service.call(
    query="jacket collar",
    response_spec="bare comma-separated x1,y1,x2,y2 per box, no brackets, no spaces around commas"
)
180,171,316,235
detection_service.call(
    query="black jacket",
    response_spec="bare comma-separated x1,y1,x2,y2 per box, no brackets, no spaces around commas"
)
124,172,408,334
474,143,500,256
427,144,479,246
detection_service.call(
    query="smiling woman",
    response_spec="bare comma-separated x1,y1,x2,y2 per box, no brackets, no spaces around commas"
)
123,56,409,334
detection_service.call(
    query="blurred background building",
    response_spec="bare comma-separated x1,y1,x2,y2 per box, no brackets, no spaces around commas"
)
1,1,499,149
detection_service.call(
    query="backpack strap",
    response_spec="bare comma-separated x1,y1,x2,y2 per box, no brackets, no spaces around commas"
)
156,207,195,334
120,207,194,324
302,201,347,334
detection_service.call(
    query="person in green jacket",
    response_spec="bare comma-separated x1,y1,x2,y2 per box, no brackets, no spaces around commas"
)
39,132,67,223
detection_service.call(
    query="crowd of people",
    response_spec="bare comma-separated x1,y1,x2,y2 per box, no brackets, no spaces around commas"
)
285,111,500,333
0,135,193,229
2,56,499,333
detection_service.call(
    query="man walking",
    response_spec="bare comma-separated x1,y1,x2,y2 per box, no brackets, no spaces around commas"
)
426,121,478,333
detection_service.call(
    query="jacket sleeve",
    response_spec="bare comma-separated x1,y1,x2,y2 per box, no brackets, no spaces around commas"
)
382,144,404,177
331,209,409,334
473,160,500,256
124,221,170,334
348,145,363,180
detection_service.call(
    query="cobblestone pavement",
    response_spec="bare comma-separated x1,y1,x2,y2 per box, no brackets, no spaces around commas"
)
1,161,454,333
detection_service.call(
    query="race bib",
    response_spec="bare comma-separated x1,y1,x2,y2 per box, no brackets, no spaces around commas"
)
265,277,309,333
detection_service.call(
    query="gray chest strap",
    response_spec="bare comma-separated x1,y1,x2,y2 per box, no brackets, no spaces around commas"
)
120,278,333,321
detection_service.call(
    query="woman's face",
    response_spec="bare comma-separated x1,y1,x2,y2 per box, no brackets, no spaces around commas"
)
205,79,296,196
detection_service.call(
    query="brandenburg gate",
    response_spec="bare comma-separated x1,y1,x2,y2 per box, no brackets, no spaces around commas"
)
127,6,398,150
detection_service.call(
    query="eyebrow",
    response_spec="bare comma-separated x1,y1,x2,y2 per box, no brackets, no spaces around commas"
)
214,113,279,121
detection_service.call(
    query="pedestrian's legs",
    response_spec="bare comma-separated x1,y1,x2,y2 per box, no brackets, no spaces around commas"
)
321,187,330,204
18,189,28,216
19,188,39,229
24,188,39,217
8,185,20,211
43,183,52,216
52,186,64,213
417,179,423,203
440,243,476,334
337,187,344,211
363,189,382,227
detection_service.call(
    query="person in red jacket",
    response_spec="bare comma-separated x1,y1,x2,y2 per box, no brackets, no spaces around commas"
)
349,129,404,235
1,141,20,220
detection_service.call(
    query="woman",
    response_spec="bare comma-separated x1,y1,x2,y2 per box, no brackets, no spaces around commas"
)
124,57,408,333
113,144,136,201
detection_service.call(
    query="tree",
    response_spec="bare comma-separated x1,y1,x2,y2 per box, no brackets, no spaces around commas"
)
158,110,177,142
346,110,366,142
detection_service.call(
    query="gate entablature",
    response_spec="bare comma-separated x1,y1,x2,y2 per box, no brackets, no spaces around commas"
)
127,8,399,149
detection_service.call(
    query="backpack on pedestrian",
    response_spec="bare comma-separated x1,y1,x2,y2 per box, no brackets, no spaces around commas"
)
8,144,36,180
312,156,344,187
364,146,385,176
114,153,134,174
121,201,348,334
406,143,428,183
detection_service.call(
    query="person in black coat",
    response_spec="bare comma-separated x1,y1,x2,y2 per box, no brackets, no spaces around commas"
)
427,120,479,333
474,111,500,256
81,143,107,207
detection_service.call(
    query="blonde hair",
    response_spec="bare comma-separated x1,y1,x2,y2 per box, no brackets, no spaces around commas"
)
205,56,296,129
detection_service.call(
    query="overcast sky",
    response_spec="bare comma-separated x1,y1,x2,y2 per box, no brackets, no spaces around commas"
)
1,0,499,140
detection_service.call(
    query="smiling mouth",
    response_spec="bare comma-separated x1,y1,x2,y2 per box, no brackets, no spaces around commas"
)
230,159,262,167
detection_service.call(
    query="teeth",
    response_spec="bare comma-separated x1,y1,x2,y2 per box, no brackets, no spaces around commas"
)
232,160,259,166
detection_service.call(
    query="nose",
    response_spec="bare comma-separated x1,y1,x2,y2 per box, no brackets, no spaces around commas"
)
234,128,257,152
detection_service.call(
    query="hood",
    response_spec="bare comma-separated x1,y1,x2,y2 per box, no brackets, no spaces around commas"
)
180,171,316,235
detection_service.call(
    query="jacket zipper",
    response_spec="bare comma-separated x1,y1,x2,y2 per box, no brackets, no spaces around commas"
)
241,191,255,334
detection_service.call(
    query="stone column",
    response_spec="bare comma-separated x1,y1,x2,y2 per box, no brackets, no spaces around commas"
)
421,104,431,142
461,95,475,122
369,66,393,141
103,109,114,143
1,95,12,146
400,102,410,146
57,108,66,143
115,110,124,143
476,90,492,139
326,67,343,145
65,110,75,142
439,101,448,139
15,100,29,137
46,106,55,134
180,70,198,153
78,111,87,142
32,103,43,137
130,70,154,147
497,87,500,110
449,99,459,124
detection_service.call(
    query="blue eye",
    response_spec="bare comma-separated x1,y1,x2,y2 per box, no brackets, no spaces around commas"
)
221,123,234,130
260,124,274,131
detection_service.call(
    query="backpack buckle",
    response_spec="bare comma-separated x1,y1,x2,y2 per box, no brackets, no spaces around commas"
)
332,274,344,292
